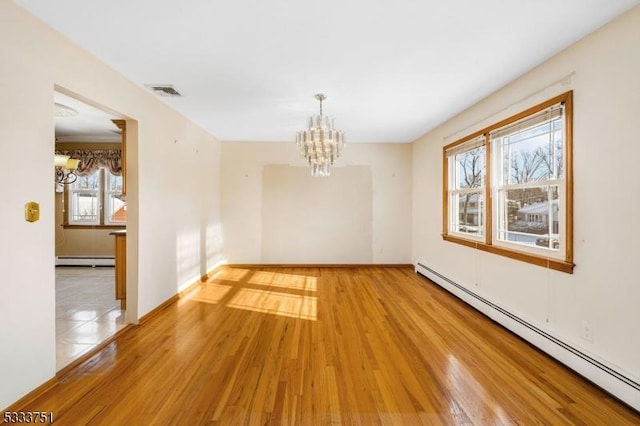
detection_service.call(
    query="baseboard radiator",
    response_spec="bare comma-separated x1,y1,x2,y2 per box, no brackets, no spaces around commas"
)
55,256,115,267
415,262,640,412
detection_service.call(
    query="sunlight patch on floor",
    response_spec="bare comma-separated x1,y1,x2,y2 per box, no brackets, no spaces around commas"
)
248,271,317,291
190,283,233,304
227,288,317,321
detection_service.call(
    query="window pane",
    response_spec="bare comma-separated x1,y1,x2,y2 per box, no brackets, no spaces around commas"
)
74,173,100,190
106,194,126,223
68,170,100,224
105,171,126,224
497,185,559,250
499,118,563,185
70,192,99,223
107,173,123,192
454,147,485,189
450,192,484,236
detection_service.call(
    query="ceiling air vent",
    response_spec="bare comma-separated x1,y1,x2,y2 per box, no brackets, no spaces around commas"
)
145,84,182,97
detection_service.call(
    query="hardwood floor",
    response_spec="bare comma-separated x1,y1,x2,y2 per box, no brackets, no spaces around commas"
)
16,267,640,424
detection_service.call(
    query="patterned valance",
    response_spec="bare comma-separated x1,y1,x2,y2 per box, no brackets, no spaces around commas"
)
55,149,121,177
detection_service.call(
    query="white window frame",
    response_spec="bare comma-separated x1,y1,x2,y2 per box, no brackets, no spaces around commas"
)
66,168,125,227
104,171,125,226
68,171,101,225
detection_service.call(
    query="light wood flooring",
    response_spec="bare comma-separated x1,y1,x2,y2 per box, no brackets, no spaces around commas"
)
20,267,640,424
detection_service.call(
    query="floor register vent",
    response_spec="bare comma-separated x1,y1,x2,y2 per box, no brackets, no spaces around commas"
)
415,262,640,412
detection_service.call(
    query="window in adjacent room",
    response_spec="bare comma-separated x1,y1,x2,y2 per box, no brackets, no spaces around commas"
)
443,91,573,273
66,168,125,226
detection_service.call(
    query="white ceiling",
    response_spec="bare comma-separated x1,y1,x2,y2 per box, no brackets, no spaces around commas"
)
54,92,121,142
17,0,640,143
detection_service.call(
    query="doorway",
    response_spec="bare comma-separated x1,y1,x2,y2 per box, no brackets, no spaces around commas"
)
53,89,129,370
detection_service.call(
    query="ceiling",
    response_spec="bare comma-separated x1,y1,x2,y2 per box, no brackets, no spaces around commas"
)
17,0,639,143
54,92,121,142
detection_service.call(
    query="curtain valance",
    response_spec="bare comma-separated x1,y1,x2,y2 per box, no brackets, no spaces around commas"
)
55,149,121,176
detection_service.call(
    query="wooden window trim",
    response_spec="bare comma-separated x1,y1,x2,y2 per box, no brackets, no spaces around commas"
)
442,91,574,274
442,235,574,274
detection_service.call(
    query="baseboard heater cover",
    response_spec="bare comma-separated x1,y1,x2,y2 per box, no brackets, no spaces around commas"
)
56,256,115,267
415,262,640,412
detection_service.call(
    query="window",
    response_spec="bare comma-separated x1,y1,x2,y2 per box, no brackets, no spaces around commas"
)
68,172,101,225
104,171,126,225
493,104,564,255
443,91,573,273
445,135,486,239
66,168,125,227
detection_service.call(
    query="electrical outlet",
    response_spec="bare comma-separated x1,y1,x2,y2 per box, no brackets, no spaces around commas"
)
581,321,594,343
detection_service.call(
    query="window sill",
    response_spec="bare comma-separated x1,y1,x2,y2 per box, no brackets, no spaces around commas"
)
62,224,126,230
442,234,574,274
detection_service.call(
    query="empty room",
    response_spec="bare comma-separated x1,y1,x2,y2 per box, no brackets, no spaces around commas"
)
1,0,640,423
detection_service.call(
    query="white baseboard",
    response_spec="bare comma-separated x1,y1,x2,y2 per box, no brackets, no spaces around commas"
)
415,262,640,412
55,256,115,267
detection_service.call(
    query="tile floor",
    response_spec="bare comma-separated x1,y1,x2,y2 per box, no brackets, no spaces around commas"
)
56,266,125,370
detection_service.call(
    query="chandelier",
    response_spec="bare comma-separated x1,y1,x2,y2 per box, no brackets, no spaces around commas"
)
54,154,80,185
296,93,345,177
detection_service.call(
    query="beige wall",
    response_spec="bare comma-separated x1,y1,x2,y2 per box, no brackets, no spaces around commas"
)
0,1,223,409
262,165,373,263
222,142,412,264
412,4,640,399
54,193,115,257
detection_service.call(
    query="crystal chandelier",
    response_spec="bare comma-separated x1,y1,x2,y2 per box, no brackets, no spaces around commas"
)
296,93,345,177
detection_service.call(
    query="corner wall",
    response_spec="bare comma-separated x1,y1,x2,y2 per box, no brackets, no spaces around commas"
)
0,1,223,409
412,5,640,408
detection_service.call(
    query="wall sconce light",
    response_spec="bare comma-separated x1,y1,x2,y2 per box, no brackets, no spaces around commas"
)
54,154,80,184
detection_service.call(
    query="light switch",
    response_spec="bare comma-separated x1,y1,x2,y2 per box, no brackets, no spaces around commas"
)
25,201,40,222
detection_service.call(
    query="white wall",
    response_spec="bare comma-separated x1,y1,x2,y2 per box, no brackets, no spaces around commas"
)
0,1,223,409
222,142,412,264
262,165,373,263
413,3,640,395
